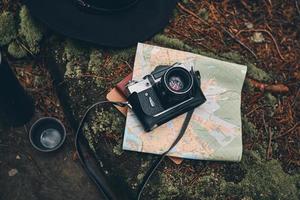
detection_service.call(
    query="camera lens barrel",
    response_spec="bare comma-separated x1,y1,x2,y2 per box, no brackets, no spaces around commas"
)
159,66,193,106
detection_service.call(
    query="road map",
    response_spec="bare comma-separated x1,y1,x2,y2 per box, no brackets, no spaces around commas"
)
122,43,247,161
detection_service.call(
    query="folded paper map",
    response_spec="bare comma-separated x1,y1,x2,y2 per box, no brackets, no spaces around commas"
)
122,43,247,161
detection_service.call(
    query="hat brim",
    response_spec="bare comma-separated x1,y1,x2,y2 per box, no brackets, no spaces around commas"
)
25,0,178,47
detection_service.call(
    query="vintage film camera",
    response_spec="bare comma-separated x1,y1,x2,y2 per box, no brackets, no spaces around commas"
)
126,63,206,132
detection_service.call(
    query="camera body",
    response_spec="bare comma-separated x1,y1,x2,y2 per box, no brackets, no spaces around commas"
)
126,63,206,132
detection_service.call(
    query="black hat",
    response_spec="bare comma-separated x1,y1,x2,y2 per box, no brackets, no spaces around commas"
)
25,0,179,47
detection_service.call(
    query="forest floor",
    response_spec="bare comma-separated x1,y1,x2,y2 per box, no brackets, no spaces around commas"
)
0,0,299,200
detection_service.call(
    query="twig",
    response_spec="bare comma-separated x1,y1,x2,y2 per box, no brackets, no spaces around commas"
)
245,105,264,117
177,2,258,60
236,29,285,61
221,27,258,59
15,39,35,56
177,3,209,25
274,123,300,139
121,59,133,71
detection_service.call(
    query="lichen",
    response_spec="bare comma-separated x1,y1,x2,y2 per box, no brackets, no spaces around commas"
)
7,41,27,59
64,61,83,78
106,47,136,70
153,168,220,200
158,173,181,199
112,143,123,156
63,39,88,62
247,63,272,82
0,11,17,46
83,107,125,148
148,149,299,200
92,107,125,136
19,5,43,54
88,49,103,74
133,160,151,186
86,49,107,87
223,151,299,200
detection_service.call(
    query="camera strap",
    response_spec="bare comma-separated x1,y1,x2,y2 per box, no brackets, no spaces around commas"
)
75,100,194,200
137,109,194,200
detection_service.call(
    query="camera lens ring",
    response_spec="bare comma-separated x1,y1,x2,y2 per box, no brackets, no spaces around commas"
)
163,66,193,95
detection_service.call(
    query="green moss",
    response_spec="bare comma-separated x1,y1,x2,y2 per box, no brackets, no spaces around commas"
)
264,93,277,117
19,6,43,54
221,51,243,64
242,116,258,141
7,41,27,58
134,160,151,186
152,34,237,61
0,11,17,46
152,34,194,52
153,168,222,200
63,39,88,61
110,47,136,61
86,49,107,87
106,47,136,71
83,107,125,148
265,93,277,106
224,151,299,200
88,49,103,73
92,107,125,135
64,61,83,78
158,173,181,200
247,63,272,82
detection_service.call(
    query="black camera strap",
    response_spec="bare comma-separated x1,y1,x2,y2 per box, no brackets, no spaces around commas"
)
75,100,194,200
137,109,194,200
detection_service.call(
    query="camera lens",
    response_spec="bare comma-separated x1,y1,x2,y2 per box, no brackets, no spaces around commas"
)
158,66,193,106
168,75,185,92
163,66,193,94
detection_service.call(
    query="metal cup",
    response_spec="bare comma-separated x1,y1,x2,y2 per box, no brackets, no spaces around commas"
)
29,117,66,152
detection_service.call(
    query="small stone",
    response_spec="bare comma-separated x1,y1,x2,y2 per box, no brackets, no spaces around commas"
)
8,168,18,176
250,32,265,43
16,155,21,160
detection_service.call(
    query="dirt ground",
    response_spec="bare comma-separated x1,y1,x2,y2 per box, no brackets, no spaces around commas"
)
0,0,300,200
0,125,103,200
0,83,104,200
